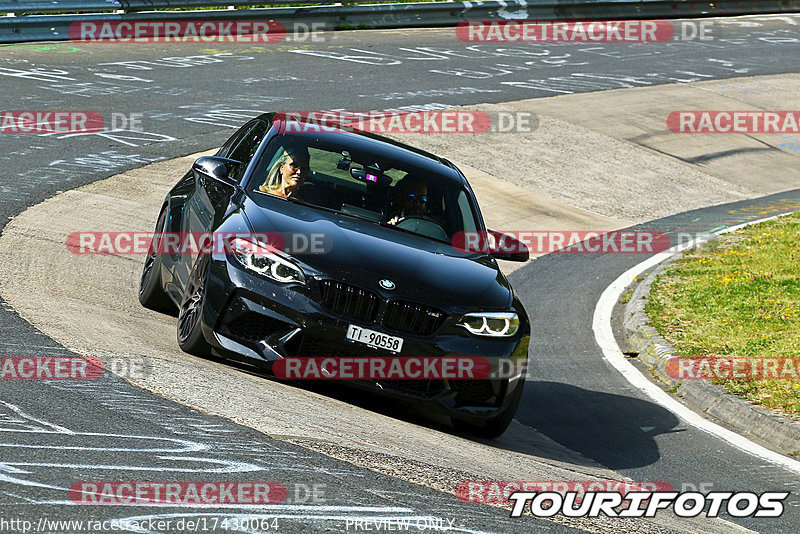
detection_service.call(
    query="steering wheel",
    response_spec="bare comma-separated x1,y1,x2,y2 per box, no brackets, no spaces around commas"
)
395,215,449,241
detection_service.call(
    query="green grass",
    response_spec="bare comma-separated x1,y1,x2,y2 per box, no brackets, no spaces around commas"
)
646,213,800,415
620,288,634,304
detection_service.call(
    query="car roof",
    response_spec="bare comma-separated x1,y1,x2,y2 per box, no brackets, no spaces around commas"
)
259,112,467,185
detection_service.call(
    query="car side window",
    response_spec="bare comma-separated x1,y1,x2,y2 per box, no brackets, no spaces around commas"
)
228,120,269,181
217,120,258,159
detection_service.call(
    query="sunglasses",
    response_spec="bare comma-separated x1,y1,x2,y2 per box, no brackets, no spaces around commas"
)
287,160,309,172
407,193,428,203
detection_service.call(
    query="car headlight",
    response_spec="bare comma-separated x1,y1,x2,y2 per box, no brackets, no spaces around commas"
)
228,236,305,285
458,312,519,337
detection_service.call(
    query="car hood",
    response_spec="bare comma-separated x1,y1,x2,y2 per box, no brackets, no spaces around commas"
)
242,197,511,309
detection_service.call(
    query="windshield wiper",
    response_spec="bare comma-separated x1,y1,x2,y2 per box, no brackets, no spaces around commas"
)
378,221,451,245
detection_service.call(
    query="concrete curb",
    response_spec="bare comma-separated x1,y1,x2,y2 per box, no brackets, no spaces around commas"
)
622,256,800,456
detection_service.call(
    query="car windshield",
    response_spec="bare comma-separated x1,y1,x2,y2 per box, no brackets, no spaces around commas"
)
247,135,480,243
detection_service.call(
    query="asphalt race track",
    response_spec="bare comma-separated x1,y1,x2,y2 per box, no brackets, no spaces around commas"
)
510,192,800,533
2,14,800,534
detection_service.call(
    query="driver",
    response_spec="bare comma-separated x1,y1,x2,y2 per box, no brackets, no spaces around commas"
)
385,174,428,225
259,144,310,199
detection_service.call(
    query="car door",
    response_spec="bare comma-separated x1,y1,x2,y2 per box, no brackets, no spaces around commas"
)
172,119,269,296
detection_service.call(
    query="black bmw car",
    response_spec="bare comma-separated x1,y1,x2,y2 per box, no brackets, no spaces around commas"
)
138,112,530,437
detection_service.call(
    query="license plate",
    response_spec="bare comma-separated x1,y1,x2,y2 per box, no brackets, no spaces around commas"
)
346,324,403,353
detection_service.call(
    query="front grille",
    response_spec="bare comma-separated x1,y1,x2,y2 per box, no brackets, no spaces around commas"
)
383,300,446,336
318,280,380,323
225,312,289,343
317,279,448,337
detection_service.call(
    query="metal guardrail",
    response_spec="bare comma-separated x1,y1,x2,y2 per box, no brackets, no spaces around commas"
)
0,1,334,13
2,1,120,14
2,0,799,43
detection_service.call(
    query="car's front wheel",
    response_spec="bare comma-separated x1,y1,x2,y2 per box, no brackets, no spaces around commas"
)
177,255,212,356
453,377,525,439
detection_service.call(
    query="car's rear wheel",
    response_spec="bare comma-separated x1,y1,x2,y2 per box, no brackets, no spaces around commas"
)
177,255,212,356
138,207,174,312
453,377,525,439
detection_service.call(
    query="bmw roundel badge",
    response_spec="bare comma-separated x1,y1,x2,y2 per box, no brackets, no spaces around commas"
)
379,279,396,290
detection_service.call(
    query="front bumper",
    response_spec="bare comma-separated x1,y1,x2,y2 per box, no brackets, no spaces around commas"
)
199,255,529,424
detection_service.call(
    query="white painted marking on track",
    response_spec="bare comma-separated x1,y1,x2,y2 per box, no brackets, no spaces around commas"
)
593,213,800,475
0,400,73,434
4,455,260,473
0,473,66,491
0,341,72,351
0,432,208,453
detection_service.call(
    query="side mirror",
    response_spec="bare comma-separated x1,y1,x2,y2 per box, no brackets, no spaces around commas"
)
193,156,242,187
488,230,529,262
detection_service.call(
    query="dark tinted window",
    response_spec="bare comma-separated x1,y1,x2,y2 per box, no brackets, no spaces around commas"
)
248,135,479,243
217,120,258,158
228,120,268,181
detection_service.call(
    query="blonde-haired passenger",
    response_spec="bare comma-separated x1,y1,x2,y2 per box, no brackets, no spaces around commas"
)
259,144,310,198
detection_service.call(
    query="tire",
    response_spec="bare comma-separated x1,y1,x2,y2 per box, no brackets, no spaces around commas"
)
177,255,212,356
138,207,174,312
453,377,525,439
